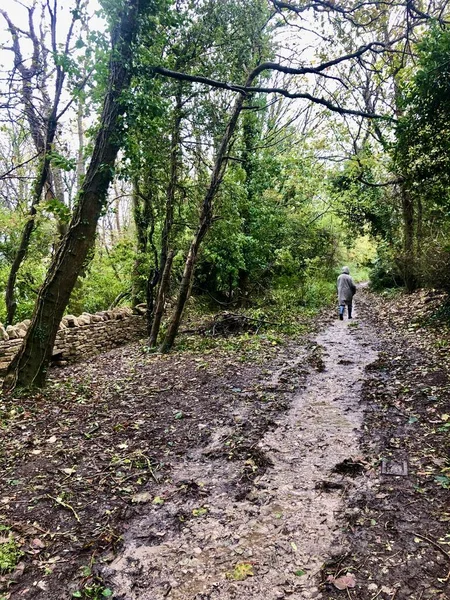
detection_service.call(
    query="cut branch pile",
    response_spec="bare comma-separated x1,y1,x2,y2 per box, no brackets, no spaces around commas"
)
181,312,281,337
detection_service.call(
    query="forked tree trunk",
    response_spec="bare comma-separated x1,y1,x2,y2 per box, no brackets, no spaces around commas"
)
3,0,141,391
159,72,256,352
147,87,182,341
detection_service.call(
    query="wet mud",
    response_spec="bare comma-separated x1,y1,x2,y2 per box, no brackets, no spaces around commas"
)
106,303,377,599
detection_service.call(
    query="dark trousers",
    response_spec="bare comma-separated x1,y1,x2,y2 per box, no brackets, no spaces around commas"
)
339,303,352,319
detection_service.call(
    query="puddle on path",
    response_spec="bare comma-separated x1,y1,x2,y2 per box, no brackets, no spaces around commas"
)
106,306,377,600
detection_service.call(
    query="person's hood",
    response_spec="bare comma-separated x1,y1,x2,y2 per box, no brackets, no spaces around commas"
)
341,266,350,274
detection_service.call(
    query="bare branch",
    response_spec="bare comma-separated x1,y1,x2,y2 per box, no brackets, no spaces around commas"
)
0,152,42,180
152,67,391,119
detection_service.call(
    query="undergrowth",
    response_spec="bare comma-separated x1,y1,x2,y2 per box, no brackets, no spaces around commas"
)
158,278,335,356
0,527,22,574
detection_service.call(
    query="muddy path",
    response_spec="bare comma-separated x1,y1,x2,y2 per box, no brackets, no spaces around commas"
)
105,301,378,599
3,289,449,599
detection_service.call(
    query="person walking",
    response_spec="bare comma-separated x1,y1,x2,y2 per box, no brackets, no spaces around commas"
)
337,266,356,320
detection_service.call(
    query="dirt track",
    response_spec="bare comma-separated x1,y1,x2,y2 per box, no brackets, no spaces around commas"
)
2,289,450,599
105,301,378,599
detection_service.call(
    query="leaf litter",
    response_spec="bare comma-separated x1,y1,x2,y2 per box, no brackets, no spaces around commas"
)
0,288,449,599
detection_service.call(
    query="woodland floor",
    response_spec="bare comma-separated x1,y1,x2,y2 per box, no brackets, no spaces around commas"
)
0,288,450,600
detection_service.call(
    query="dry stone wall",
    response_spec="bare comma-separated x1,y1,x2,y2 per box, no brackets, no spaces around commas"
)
0,307,147,375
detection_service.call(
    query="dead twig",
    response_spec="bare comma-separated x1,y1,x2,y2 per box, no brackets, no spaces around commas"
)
47,494,80,523
413,531,450,582
413,532,450,562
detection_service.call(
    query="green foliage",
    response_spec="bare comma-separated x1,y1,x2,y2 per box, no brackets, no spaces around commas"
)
434,475,450,489
68,235,135,315
396,25,450,188
0,209,55,323
72,586,113,598
0,529,22,574
195,124,342,303
330,148,395,241
392,24,450,290
47,151,76,172
369,243,404,291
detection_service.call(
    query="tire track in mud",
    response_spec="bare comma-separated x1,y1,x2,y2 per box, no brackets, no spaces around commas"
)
106,301,377,600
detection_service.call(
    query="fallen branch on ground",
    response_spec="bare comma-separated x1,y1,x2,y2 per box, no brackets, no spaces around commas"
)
180,312,286,337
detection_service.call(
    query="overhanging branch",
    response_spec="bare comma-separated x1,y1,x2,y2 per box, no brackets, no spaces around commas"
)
151,66,391,119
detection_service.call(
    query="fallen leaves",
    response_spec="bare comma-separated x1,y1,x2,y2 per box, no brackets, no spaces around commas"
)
131,491,152,504
327,572,357,590
192,506,208,517
226,562,254,581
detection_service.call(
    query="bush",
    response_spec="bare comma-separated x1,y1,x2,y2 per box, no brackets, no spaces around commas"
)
370,245,403,291
417,238,450,292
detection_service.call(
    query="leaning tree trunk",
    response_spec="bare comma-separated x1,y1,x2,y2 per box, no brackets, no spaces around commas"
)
159,72,256,353
5,151,53,325
3,0,141,391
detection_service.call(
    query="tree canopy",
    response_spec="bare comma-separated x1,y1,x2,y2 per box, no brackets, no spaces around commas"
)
0,0,449,388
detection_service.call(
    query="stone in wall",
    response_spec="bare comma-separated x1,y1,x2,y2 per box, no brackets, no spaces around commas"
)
6,325,18,339
0,324,8,341
63,315,79,328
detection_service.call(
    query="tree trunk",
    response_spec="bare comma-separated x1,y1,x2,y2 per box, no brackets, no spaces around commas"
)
416,195,423,257
145,269,157,334
160,89,182,278
237,109,258,307
401,186,416,292
160,72,255,352
149,250,174,346
5,149,54,325
76,97,86,196
3,0,141,391
131,182,149,305
147,87,182,340
132,179,159,308
1,6,75,324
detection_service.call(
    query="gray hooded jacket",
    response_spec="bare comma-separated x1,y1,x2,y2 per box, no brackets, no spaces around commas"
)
337,267,356,304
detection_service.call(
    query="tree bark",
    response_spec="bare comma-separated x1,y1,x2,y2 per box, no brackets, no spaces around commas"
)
160,87,182,276
131,182,148,305
401,186,416,292
3,0,141,391
147,86,182,341
160,72,256,352
149,250,174,346
5,135,56,325
131,179,158,307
